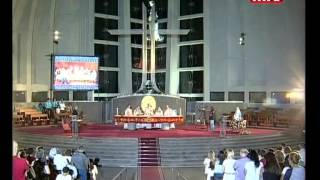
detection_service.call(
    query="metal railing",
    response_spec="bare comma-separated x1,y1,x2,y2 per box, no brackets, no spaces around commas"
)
169,167,189,180
111,167,128,180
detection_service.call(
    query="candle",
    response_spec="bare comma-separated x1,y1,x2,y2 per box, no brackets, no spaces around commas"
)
180,108,182,115
116,107,119,115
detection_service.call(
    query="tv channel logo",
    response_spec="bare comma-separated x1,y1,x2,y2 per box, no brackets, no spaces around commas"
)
250,0,284,4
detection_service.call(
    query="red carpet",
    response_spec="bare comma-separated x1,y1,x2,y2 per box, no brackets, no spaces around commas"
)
14,124,283,138
139,138,160,166
140,167,164,180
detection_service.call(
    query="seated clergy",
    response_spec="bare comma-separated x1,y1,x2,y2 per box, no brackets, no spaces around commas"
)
164,105,173,116
124,105,133,116
144,104,154,116
134,106,143,116
155,107,163,116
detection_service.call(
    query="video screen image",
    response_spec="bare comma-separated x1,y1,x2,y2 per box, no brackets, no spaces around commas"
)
53,55,99,90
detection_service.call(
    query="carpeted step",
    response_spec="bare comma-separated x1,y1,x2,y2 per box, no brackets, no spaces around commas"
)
140,154,158,159
140,147,157,151
139,151,157,155
139,142,157,146
139,157,158,162
139,162,159,166
139,138,160,167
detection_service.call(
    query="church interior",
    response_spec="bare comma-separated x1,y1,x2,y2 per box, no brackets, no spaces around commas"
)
12,0,305,179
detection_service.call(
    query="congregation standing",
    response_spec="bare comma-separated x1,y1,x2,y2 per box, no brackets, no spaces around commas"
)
203,144,305,180
13,140,100,180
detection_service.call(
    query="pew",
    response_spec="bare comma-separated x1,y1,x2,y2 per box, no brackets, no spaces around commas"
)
13,114,25,126
30,114,49,126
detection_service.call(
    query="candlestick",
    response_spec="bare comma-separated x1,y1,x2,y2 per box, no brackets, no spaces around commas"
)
116,107,119,115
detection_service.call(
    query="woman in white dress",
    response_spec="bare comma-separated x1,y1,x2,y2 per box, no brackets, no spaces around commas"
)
244,149,263,180
204,151,215,180
223,149,236,180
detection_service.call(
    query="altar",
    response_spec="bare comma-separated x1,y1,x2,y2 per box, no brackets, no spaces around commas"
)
114,115,184,123
114,115,184,130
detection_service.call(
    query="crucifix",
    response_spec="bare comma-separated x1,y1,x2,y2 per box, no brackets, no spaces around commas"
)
108,0,189,94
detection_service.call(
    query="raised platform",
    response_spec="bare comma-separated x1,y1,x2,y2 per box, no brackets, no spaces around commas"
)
14,123,283,138
13,123,304,167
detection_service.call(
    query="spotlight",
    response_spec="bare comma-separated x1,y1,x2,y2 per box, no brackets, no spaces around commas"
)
53,30,61,43
239,32,245,45
149,0,155,7
54,30,60,36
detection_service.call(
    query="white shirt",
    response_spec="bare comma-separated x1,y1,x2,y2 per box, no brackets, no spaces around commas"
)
90,165,99,180
67,164,78,179
56,174,72,180
299,148,305,164
49,148,57,159
214,161,224,174
64,156,72,164
53,154,68,171
207,167,215,180
203,158,211,174
59,103,66,111
223,159,236,180
244,161,262,180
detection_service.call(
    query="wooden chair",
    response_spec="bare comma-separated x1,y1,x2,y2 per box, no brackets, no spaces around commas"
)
274,111,290,128
13,114,25,126
243,111,254,126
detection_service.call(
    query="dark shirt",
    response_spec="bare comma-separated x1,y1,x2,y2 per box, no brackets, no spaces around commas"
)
209,111,216,120
27,156,36,165
263,171,281,180
33,160,50,180
283,168,292,180
72,109,78,116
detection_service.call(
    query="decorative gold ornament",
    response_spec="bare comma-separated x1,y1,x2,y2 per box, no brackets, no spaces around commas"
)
141,95,157,112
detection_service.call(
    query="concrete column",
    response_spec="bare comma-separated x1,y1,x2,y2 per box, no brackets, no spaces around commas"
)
118,0,132,94
87,91,94,101
244,91,249,104
87,0,95,55
69,91,73,101
226,0,245,89
166,0,179,95
203,0,211,101
25,0,38,102
79,0,94,55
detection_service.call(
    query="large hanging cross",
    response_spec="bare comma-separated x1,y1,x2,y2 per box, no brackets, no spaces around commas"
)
108,0,189,94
